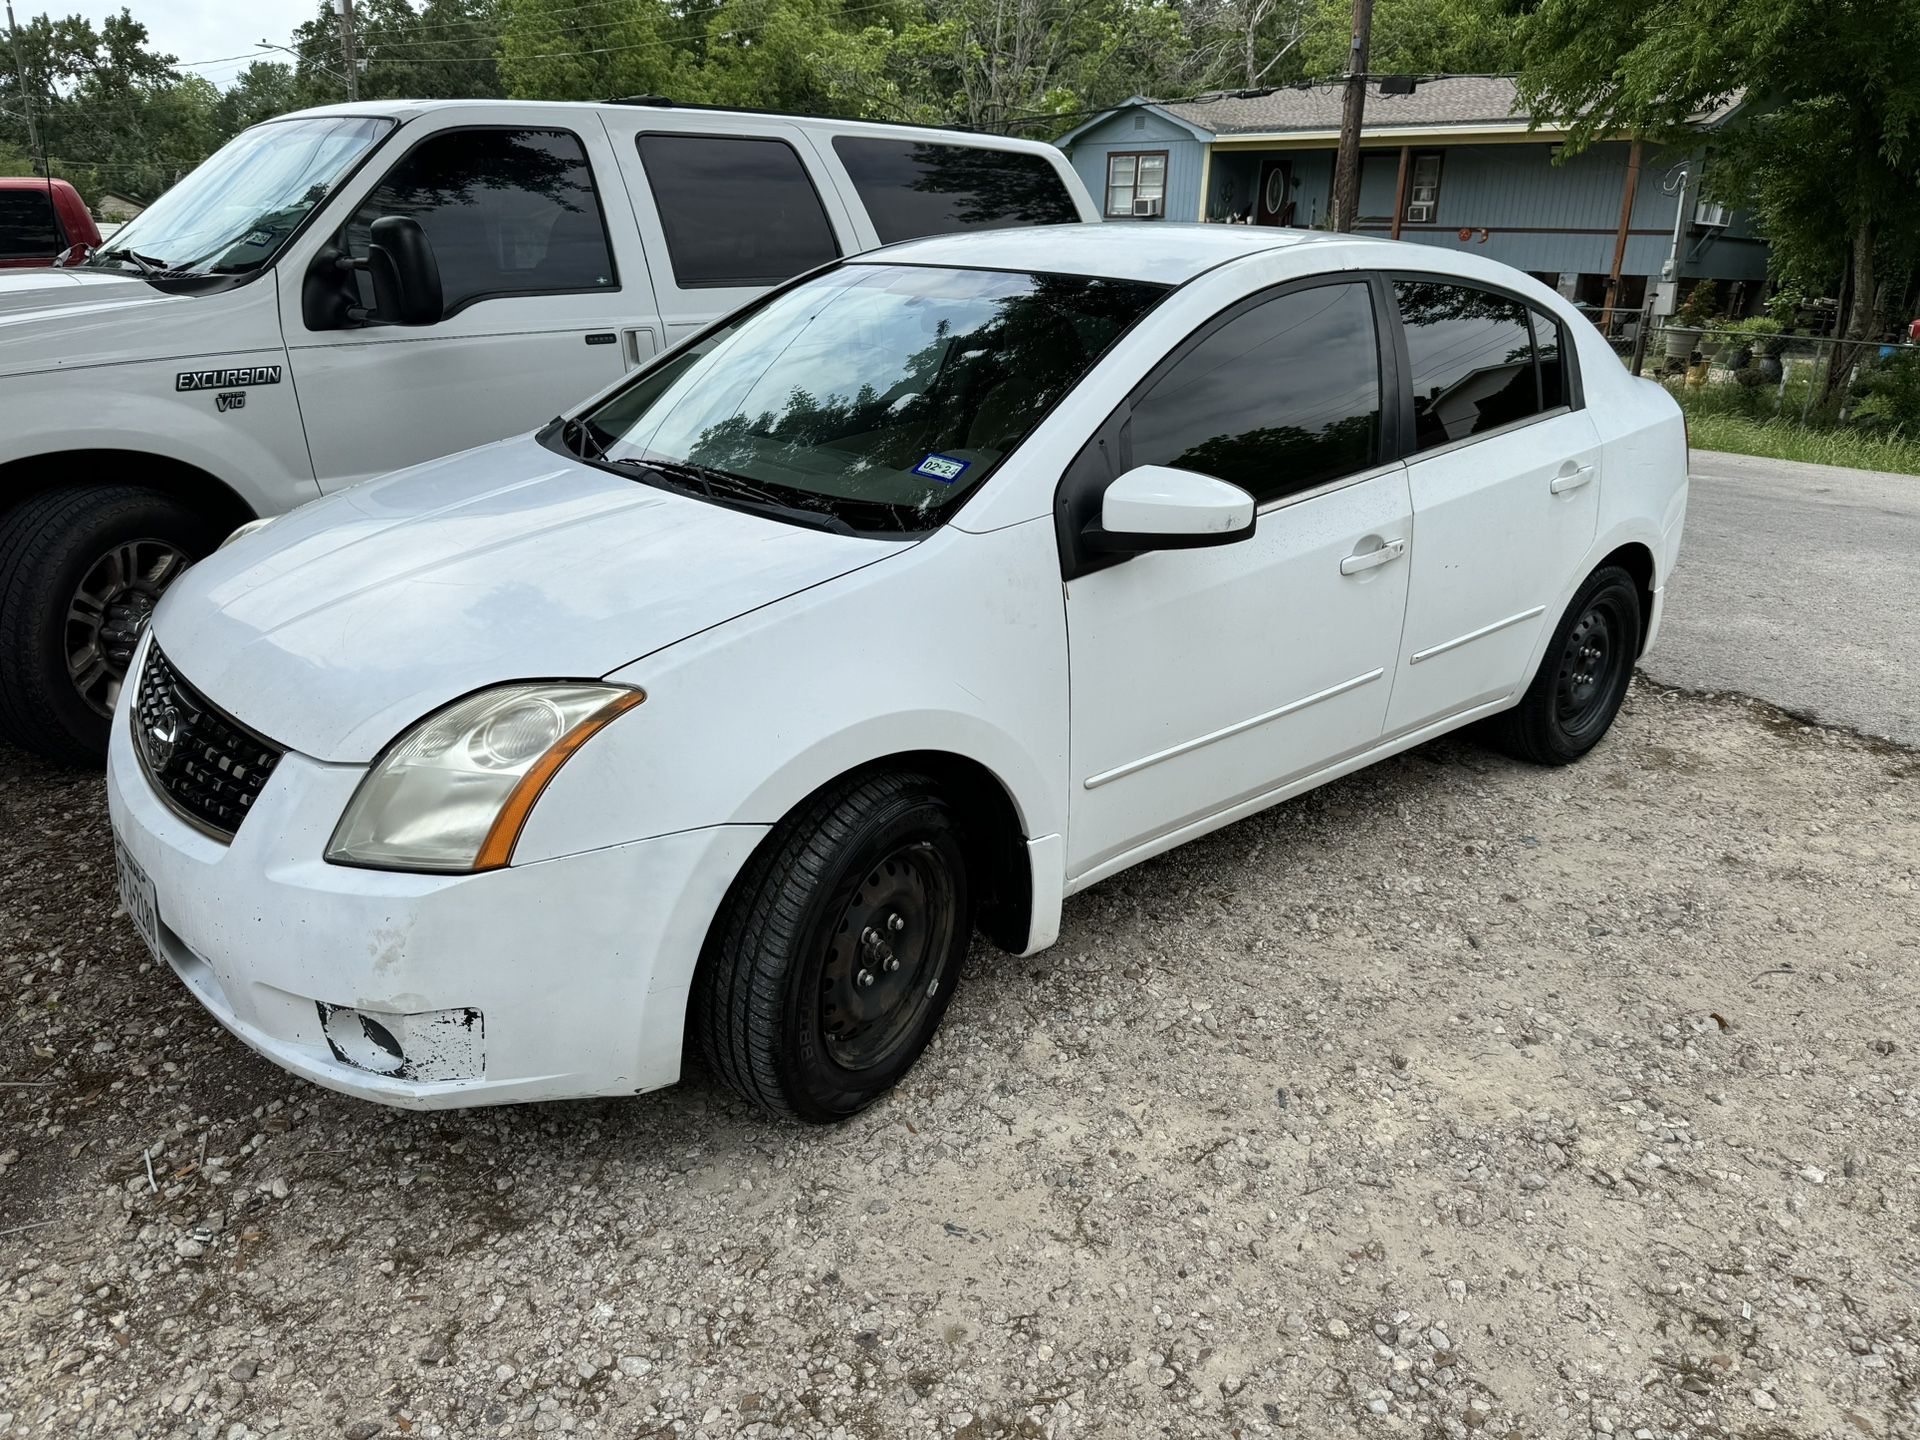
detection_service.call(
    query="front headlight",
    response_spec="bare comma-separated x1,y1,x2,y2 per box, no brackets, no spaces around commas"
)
326,683,644,872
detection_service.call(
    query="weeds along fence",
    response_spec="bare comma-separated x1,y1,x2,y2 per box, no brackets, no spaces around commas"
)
1594,313,1920,429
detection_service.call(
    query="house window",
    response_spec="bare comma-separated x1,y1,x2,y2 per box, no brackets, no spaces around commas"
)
1106,151,1167,218
1403,151,1442,224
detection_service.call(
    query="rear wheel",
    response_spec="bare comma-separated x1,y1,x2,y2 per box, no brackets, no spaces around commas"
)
1484,565,1641,766
0,485,218,765
695,771,973,1122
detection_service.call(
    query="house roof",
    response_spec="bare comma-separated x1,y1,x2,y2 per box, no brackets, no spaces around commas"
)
1056,76,1743,146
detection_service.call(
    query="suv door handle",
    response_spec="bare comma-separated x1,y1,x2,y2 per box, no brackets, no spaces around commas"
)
1339,538,1406,575
1550,464,1594,495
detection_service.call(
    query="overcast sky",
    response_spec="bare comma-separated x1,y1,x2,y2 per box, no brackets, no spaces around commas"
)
28,2,321,83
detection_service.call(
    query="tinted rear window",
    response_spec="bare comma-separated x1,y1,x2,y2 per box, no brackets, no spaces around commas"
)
831,137,1079,244
636,133,839,288
0,189,60,260
1395,281,1542,450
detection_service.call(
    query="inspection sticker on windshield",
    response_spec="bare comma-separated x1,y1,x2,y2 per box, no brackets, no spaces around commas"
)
913,453,970,484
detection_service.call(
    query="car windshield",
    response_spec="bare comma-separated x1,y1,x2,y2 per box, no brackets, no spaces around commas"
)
86,115,393,278
569,263,1167,533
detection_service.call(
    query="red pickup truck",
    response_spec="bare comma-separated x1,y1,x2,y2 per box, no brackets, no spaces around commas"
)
0,177,102,268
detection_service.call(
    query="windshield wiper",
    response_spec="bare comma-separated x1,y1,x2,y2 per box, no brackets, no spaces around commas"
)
553,414,607,461
113,250,170,277
616,456,857,536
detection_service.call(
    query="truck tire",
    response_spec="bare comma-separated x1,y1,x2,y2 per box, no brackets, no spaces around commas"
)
0,485,219,766
694,771,973,1122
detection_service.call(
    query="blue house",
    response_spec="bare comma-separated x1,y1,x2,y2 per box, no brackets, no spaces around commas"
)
1056,77,1767,321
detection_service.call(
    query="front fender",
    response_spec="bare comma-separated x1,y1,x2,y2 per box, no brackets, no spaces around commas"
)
0,363,315,518
511,517,1071,871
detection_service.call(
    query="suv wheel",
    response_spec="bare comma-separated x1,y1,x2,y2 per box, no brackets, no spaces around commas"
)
1485,564,1642,766
0,485,218,765
695,771,973,1122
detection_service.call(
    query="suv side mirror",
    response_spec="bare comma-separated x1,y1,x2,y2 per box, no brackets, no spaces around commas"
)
363,216,443,326
1082,464,1256,554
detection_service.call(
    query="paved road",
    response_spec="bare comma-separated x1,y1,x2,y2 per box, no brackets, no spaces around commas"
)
1641,449,1919,745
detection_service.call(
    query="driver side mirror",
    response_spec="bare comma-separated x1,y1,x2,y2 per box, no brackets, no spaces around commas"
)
1082,464,1257,554
360,216,443,326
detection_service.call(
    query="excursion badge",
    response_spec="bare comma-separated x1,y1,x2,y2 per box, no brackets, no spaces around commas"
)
176,365,282,392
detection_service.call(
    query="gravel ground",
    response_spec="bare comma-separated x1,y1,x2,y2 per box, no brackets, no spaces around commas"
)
2,681,1917,1440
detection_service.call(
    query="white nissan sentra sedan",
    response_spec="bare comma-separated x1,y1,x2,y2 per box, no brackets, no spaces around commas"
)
107,225,1688,1120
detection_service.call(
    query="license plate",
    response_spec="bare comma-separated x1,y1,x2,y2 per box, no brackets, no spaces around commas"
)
115,838,161,963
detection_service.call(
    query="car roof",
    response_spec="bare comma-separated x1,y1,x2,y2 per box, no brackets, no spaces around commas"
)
860,223,1391,285
267,99,1068,158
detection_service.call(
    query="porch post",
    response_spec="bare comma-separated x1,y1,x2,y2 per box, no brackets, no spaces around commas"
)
1390,145,1411,241
1197,145,1213,223
1602,138,1643,330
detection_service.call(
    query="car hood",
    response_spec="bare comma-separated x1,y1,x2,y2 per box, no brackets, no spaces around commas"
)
153,434,901,763
0,267,253,380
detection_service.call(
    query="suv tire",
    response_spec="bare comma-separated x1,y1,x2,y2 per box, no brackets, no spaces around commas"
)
0,485,219,766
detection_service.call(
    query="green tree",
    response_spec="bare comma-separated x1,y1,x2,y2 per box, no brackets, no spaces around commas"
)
494,0,689,101
1514,0,1920,398
1299,0,1517,77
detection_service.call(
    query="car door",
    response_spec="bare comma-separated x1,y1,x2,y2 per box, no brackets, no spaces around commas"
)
597,114,861,348
281,110,662,491
1381,281,1601,735
1061,275,1414,881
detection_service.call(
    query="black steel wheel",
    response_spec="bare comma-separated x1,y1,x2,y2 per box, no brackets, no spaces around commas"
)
0,485,218,765
1485,565,1642,766
695,771,973,1122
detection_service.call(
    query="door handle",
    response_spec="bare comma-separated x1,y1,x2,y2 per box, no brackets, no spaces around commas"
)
1550,464,1594,495
1339,537,1406,575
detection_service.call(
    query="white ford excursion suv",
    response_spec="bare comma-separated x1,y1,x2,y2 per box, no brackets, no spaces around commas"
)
0,99,1094,762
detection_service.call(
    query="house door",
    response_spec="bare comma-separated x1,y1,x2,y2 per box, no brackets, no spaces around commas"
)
1255,159,1294,226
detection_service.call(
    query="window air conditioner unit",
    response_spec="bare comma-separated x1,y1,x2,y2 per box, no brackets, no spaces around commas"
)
1405,201,1434,224
1132,196,1164,217
1693,201,1730,228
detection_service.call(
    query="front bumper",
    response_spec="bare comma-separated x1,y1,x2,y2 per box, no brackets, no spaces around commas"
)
106,697,765,1109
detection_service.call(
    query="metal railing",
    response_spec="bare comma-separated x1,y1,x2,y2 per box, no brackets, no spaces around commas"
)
1612,317,1918,425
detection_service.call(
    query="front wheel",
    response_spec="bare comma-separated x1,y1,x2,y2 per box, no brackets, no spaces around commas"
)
694,771,973,1122
0,485,218,765
1484,565,1642,766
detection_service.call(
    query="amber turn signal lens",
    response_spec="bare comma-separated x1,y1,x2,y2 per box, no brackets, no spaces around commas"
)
473,689,646,870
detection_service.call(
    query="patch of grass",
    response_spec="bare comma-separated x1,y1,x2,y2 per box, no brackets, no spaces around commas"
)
1683,411,1920,476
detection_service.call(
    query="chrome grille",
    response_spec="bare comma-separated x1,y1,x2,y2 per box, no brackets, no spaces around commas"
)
133,647,284,839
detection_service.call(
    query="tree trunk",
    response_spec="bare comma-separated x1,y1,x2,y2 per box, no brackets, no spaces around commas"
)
1823,216,1876,408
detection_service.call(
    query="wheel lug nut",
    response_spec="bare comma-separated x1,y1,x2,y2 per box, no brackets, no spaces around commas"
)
884,956,900,972
887,913,905,932
857,969,875,987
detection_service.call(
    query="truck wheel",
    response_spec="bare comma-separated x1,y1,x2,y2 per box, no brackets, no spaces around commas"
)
0,485,218,765
694,771,973,1123
1484,565,1641,766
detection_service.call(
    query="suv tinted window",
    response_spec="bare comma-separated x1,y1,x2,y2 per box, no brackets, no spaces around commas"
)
637,133,838,287
1396,281,1541,449
1129,282,1383,505
0,189,60,259
831,137,1078,244
349,128,615,315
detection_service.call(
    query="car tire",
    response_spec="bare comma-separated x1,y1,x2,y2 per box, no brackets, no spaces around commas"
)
1484,565,1642,767
695,771,973,1123
0,485,218,766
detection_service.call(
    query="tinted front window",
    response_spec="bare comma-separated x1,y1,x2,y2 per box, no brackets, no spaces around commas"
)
0,190,59,259
1397,281,1540,449
637,133,838,287
1129,282,1383,505
832,137,1078,243
349,128,615,315
1536,312,1566,410
575,263,1164,532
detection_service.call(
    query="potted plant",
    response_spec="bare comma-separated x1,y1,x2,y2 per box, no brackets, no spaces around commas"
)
1665,280,1718,366
1731,315,1785,382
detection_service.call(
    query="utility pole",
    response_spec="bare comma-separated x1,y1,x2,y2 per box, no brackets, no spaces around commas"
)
335,0,359,103
4,1,42,168
1329,0,1374,233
